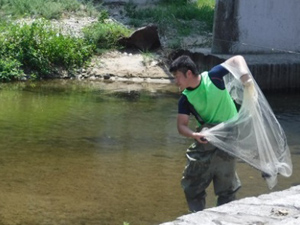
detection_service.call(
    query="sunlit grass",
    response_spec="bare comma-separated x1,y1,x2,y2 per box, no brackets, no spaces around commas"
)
0,0,97,20
124,0,215,49
83,21,133,53
125,0,215,31
196,0,215,8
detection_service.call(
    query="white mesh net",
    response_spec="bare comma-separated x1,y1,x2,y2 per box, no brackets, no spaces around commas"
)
200,61,293,189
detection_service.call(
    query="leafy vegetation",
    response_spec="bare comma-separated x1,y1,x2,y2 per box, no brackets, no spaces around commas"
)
0,19,95,81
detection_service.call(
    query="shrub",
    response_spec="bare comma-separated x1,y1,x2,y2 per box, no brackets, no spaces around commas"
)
0,19,95,80
83,21,132,52
0,58,24,81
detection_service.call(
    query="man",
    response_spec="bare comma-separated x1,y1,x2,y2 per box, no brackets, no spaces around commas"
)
169,55,253,212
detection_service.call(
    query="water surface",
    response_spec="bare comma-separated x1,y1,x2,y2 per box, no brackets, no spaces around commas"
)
0,80,299,225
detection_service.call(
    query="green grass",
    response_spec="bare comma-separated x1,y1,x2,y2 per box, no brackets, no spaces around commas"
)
0,0,97,20
83,21,133,53
196,0,215,8
125,0,215,36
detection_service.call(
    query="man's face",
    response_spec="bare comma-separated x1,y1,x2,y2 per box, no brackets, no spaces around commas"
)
173,70,189,91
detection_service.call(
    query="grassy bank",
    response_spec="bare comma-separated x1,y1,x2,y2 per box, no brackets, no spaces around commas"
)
0,19,95,81
0,0,215,81
0,0,132,81
126,0,214,33
125,0,215,48
0,0,84,20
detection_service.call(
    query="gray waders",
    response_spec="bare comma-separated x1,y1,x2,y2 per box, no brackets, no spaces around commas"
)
181,128,241,212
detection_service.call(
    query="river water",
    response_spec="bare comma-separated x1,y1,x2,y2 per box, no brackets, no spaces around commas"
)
0,80,299,225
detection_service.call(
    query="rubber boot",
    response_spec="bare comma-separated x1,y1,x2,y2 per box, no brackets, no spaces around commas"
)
185,195,206,212
217,192,236,206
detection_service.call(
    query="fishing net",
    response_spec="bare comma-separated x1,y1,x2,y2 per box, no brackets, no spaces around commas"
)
200,60,293,189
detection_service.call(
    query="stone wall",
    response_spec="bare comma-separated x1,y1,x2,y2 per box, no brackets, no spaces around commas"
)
212,0,300,54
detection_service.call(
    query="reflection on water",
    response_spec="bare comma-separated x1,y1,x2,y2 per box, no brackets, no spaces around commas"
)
0,81,299,225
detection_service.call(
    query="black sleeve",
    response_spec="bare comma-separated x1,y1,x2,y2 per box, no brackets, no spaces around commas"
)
178,95,191,115
208,64,229,90
178,94,205,124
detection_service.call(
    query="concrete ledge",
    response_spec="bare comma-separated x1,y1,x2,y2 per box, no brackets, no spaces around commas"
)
171,48,300,92
160,185,300,225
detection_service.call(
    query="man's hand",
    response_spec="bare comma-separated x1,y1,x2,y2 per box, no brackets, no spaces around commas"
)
241,74,258,100
244,79,258,101
192,132,208,144
240,74,251,85
177,114,210,144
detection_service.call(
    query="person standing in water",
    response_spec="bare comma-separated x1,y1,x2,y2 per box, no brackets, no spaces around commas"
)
169,55,253,212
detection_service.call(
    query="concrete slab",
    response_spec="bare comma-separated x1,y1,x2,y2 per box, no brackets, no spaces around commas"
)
194,48,300,65
160,185,300,225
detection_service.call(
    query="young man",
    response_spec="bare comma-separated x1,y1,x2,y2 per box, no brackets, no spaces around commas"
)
169,55,252,212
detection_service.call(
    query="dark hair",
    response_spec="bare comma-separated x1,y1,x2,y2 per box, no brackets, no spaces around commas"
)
169,55,198,76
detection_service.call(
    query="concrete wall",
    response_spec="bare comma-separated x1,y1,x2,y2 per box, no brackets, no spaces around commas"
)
212,0,300,54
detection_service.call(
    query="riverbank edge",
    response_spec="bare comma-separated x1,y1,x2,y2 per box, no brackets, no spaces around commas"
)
160,185,300,225
76,48,300,92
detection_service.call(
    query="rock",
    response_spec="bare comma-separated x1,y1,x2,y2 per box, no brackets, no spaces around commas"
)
103,74,111,80
118,24,161,51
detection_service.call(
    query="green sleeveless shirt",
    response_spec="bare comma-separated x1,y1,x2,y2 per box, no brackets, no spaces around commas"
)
182,71,237,125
